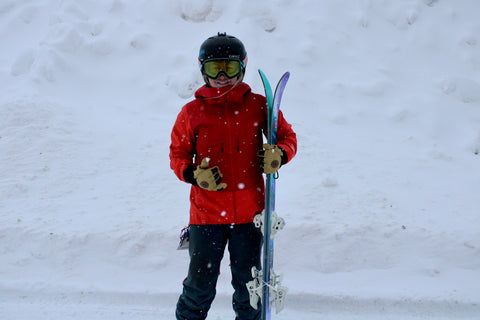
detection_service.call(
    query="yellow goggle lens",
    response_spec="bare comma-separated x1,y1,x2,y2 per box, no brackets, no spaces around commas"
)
203,60,242,79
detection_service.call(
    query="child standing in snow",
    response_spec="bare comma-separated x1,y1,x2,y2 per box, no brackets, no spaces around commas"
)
170,32,297,320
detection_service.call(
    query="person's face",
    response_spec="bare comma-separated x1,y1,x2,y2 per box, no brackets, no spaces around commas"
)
202,60,243,88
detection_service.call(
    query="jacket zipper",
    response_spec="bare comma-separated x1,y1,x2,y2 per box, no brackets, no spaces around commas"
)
224,105,238,223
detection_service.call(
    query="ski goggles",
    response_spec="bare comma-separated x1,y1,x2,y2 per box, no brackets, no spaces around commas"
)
202,60,243,79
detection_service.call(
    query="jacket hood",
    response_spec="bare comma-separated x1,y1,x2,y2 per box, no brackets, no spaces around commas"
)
194,82,251,106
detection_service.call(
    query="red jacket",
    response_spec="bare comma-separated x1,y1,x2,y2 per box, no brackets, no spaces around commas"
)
170,82,297,225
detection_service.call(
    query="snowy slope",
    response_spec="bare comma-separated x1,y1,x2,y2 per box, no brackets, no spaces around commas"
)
1,0,480,319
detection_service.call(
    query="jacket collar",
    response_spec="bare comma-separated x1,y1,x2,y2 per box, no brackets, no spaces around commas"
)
195,82,251,106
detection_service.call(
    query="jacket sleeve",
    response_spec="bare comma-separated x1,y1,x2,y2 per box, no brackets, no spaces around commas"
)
169,105,195,182
276,110,297,164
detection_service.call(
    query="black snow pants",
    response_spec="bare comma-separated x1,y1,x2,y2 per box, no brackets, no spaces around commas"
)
175,223,262,320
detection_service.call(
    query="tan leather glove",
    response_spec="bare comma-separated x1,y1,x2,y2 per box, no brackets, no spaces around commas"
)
258,144,284,174
193,158,227,191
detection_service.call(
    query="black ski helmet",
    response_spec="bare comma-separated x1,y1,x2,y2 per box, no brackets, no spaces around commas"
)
199,32,247,64
198,33,247,82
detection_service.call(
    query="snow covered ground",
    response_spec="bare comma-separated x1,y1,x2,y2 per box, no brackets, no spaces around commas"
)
1,0,480,319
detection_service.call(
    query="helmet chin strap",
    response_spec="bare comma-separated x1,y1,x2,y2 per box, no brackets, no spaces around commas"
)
199,72,246,100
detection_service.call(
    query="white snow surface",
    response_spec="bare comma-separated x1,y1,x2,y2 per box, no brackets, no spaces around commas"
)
1,0,480,319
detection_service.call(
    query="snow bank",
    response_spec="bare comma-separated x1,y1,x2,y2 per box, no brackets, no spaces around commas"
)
1,0,479,318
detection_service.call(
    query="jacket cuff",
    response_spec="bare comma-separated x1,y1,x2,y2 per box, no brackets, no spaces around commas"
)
183,165,198,186
277,143,295,165
279,147,288,166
